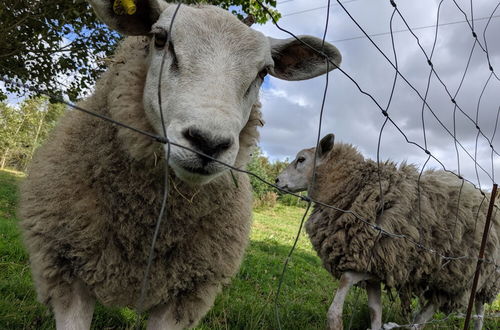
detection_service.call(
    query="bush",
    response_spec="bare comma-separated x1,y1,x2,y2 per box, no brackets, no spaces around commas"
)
253,191,278,209
247,147,290,200
278,191,308,208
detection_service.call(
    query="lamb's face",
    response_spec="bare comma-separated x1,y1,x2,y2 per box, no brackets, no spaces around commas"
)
143,6,272,184
275,133,335,193
275,148,315,193
88,0,342,185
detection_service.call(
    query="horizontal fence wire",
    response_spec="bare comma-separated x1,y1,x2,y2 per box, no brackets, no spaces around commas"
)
1,0,500,328
3,72,498,269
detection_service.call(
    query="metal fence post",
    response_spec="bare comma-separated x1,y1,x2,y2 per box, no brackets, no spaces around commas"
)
463,183,498,329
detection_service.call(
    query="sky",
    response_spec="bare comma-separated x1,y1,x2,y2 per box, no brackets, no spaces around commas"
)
252,0,500,191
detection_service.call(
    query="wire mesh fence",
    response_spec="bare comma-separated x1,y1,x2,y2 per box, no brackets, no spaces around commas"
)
1,0,500,329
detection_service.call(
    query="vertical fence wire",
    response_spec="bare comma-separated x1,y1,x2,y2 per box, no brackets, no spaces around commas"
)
134,2,182,328
274,0,332,327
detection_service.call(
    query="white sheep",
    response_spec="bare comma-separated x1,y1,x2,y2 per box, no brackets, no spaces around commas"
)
19,1,342,329
275,133,500,330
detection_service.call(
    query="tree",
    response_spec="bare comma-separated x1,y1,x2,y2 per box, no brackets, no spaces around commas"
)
182,0,280,23
0,102,21,168
0,97,65,170
0,0,280,101
247,147,289,196
247,146,273,198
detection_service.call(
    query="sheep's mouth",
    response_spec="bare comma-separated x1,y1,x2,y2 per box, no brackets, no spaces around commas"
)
168,147,232,184
180,165,212,176
169,161,225,185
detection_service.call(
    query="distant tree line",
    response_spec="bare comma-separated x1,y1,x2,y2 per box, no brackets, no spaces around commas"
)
0,97,65,171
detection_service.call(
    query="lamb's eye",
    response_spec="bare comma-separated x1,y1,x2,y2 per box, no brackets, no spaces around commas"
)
154,30,168,49
297,156,306,164
258,67,268,80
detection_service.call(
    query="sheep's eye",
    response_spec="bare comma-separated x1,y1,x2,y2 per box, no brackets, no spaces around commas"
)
258,67,268,80
154,30,168,49
297,156,306,164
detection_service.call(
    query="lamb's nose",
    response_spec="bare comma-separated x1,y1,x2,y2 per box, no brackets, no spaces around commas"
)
183,127,233,158
275,178,280,184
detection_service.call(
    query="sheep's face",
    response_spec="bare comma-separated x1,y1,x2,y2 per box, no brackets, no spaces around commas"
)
143,5,272,184
276,148,316,193
88,1,342,185
276,134,335,193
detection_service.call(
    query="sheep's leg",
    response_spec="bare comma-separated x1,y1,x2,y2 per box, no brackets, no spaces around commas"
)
327,271,373,330
147,304,185,330
474,298,485,330
366,281,382,330
52,280,95,330
411,302,436,330
147,283,221,330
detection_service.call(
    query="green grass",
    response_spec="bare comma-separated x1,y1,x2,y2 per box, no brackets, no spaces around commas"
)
0,169,499,329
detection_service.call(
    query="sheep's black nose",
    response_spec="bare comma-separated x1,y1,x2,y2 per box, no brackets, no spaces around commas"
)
183,127,233,158
275,178,280,184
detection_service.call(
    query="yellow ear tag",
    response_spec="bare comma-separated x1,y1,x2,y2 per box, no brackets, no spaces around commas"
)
113,0,137,15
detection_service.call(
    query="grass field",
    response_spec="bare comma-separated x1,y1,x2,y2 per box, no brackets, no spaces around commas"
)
0,169,499,329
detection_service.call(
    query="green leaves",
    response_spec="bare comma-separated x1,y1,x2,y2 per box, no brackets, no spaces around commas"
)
0,0,120,101
183,0,281,23
247,146,289,198
0,0,279,101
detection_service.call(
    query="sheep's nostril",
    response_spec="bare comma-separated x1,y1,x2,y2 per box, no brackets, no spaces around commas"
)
217,140,232,151
275,178,280,184
183,127,233,158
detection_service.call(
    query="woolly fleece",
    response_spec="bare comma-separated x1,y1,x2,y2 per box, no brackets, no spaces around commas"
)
306,142,500,313
19,37,261,326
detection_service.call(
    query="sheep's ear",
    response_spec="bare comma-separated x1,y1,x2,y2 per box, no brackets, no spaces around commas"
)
88,0,168,36
318,133,335,158
268,36,341,81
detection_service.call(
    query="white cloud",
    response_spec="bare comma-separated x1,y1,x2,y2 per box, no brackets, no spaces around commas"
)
265,87,312,108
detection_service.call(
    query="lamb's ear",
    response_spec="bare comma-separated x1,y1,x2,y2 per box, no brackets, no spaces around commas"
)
268,36,342,81
317,134,335,158
88,0,168,36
